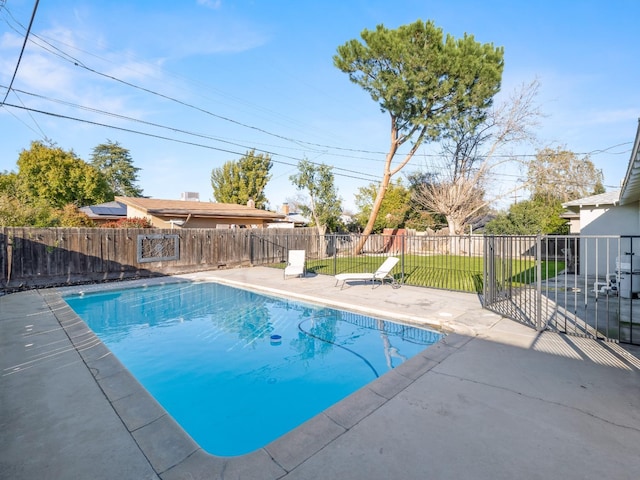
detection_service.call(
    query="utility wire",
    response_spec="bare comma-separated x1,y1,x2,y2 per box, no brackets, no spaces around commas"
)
0,13,413,159
0,0,39,106
1,90,381,182
3,102,381,183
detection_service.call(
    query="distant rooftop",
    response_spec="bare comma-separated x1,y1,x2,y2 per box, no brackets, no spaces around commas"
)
562,190,621,211
115,196,284,220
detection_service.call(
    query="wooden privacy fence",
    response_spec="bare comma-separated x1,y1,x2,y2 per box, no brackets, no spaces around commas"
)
0,227,310,290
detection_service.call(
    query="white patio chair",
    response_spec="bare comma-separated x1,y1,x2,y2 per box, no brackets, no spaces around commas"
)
284,250,306,279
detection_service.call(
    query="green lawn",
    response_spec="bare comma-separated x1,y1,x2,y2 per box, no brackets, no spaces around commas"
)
296,255,565,293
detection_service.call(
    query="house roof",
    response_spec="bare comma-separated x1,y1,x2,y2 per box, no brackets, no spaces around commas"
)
562,190,621,212
115,196,284,221
619,118,640,205
79,201,127,219
561,119,640,212
284,212,309,225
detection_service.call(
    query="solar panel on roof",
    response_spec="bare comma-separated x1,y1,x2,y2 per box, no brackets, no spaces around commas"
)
92,206,127,215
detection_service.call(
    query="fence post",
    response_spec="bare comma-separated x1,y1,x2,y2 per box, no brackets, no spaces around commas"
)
483,236,491,304
401,234,405,283
536,234,543,331
332,234,337,276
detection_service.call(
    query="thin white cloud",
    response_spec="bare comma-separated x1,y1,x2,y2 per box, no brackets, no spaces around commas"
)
1,31,24,49
197,0,222,9
150,13,270,58
0,22,168,122
10,53,75,93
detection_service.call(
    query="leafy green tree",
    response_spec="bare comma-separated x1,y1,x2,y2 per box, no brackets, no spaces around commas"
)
404,210,437,231
354,179,411,233
102,217,153,228
16,141,112,209
55,204,96,227
592,180,606,195
90,140,143,197
334,20,503,250
0,171,19,197
0,193,56,226
485,147,603,235
289,159,343,235
211,150,272,208
527,147,604,202
485,196,568,235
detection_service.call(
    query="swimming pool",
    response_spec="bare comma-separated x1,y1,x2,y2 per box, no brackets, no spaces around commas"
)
64,281,444,456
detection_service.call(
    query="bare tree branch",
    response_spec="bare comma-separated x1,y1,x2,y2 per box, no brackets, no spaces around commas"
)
412,79,542,233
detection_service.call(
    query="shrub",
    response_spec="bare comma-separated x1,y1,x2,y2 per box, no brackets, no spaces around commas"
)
102,217,153,228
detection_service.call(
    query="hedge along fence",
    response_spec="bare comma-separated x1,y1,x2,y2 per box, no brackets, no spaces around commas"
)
0,227,317,290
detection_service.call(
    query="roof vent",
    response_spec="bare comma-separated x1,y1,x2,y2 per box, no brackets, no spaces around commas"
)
181,192,200,202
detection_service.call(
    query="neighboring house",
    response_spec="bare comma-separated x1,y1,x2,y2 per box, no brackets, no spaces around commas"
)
115,196,284,229
79,200,127,225
562,119,640,237
267,202,309,228
561,119,640,277
268,212,309,228
561,190,626,235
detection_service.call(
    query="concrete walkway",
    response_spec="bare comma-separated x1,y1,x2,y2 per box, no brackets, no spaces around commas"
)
1,267,639,479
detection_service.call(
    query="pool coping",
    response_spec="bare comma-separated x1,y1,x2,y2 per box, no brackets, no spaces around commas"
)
47,275,470,479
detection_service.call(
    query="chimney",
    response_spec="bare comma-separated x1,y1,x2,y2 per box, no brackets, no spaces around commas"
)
282,202,289,215
247,198,255,209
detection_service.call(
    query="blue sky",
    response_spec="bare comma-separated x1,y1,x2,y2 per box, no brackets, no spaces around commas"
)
1,0,638,213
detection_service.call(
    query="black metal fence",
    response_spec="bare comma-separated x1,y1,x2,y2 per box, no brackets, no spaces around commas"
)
250,232,488,292
483,235,639,345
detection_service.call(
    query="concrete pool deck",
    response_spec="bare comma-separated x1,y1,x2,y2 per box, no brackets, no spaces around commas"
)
1,267,639,479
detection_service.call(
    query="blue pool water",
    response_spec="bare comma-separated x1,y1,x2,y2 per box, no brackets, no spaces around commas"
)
64,282,444,456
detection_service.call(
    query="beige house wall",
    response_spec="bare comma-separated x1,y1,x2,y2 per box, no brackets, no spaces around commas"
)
125,206,270,229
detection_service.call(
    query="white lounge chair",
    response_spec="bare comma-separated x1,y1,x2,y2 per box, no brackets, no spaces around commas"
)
284,250,306,279
334,257,400,289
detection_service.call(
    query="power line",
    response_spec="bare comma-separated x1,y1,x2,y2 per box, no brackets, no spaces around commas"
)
2,99,626,194
0,0,39,106
1,6,361,148
4,84,391,163
0,15,424,160
1,90,382,182
3,102,382,183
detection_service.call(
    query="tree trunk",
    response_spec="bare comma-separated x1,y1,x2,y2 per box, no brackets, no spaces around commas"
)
353,115,419,255
355,170,392,254
446,216,460,235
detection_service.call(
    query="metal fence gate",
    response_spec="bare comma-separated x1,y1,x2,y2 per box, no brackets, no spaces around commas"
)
483,235,639,345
